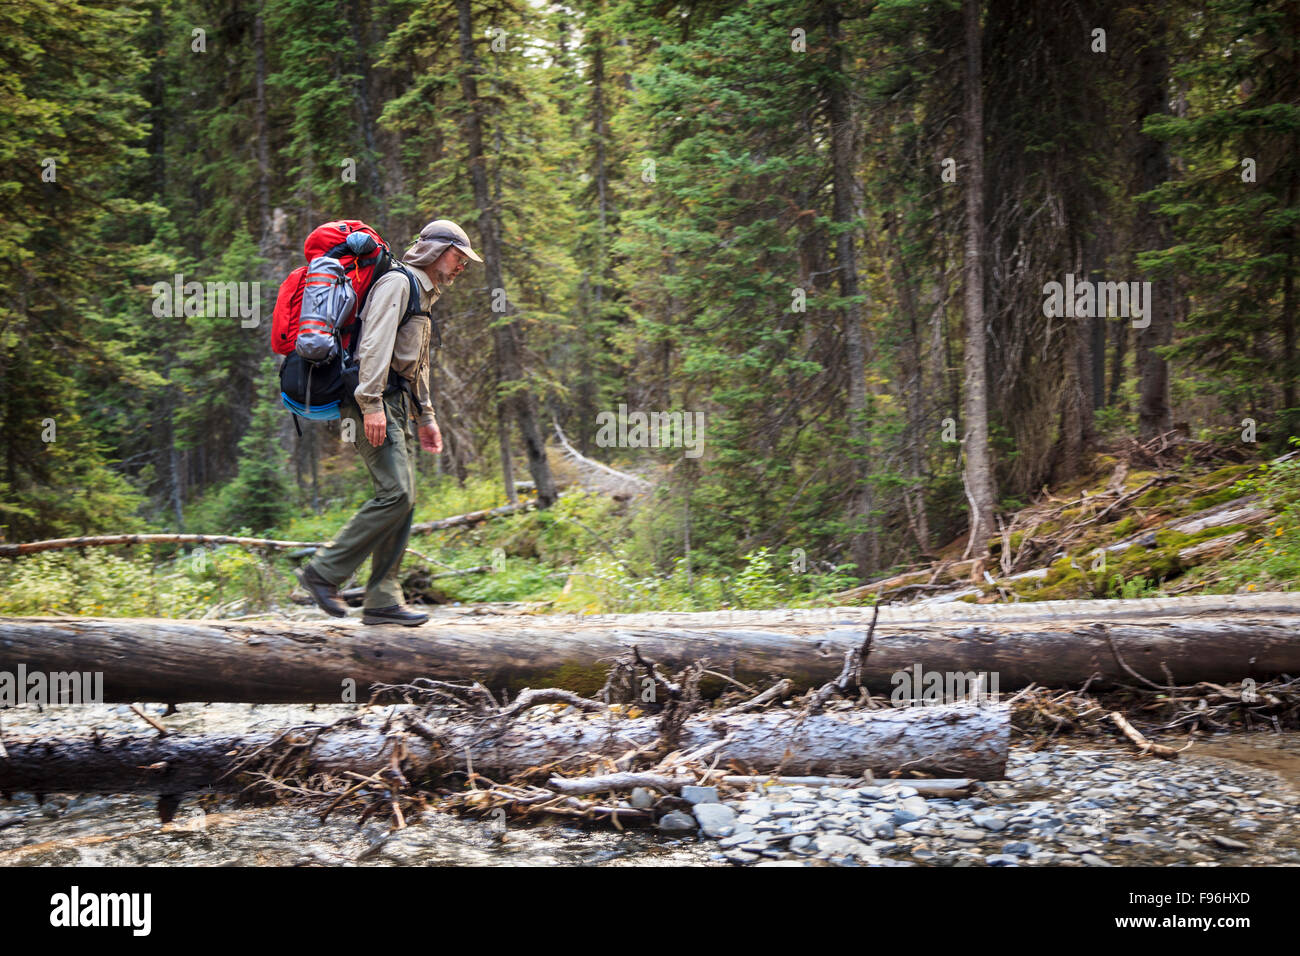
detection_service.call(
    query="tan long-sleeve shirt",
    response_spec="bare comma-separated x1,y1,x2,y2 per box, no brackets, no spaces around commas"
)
352,262,441,428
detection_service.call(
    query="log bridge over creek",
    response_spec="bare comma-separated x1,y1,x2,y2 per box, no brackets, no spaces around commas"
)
0,594,1295,792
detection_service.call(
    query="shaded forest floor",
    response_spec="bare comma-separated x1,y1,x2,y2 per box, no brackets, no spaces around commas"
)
835,437,1299,609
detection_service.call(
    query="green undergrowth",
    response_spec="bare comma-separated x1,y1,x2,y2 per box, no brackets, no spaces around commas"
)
0,461,858,617
6,446,1296,619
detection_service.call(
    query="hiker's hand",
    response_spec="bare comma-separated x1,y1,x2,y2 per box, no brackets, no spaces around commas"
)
364,411,387,447
419,422,443,454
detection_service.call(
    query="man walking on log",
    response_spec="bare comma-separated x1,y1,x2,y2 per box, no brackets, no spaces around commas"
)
298,220,482,626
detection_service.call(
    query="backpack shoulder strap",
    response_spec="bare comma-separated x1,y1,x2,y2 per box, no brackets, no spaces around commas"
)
400,267,431,327
398,265,440,348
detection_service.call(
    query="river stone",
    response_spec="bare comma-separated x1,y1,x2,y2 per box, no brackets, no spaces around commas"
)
682,786,719,805
629,788,654,810
693,803,737,838
816,833,872,858
1002,842,1037,857
972,814,1007,831
1080,853,1112,867
725,850,759,864
1210,834,1249,850
986,854,1020,866
718,831,756,849
951,828,986,842
658,810,696,834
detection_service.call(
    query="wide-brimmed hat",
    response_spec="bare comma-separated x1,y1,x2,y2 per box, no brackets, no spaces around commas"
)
403,219,483,267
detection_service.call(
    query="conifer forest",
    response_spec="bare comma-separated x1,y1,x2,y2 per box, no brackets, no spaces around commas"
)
0,0,1298,889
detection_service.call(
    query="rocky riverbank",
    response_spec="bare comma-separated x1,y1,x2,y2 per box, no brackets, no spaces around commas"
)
656,736,1300,866
1,702,1294,866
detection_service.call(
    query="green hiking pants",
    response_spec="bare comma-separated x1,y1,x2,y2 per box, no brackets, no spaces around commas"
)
307,388,416,610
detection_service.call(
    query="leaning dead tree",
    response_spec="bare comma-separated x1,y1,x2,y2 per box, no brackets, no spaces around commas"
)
2,593,1297,703
552,421,652,497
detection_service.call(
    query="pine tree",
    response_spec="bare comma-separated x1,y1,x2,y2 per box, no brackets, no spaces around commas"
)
0,0,155,539
1141,0,1300,445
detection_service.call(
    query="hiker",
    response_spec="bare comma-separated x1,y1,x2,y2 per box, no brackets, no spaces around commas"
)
297,220,482,626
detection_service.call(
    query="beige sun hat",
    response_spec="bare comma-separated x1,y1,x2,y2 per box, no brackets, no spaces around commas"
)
403,219,483,267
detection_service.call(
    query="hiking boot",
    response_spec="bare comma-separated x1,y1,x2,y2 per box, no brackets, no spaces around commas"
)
298,564,348,618
362,604,429,627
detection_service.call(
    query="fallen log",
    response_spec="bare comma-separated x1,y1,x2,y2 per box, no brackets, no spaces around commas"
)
0,502,543,558
2,594,1297,704
0,702,1009,794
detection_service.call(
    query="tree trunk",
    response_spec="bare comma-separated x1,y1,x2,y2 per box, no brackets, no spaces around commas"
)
496,398,517,504
3,594,1297,703
455,0,558,508
889,214,931,554
961,0,996,556
1135,12,1174,440
253,6,272,251
824,0,876,578
347,0,384,215
0,703,1009,794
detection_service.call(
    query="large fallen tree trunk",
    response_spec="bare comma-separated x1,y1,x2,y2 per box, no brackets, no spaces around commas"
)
0,703,1009,793
1,593,1297,703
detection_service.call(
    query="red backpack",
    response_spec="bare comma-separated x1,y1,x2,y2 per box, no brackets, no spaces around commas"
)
271,220,395,355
